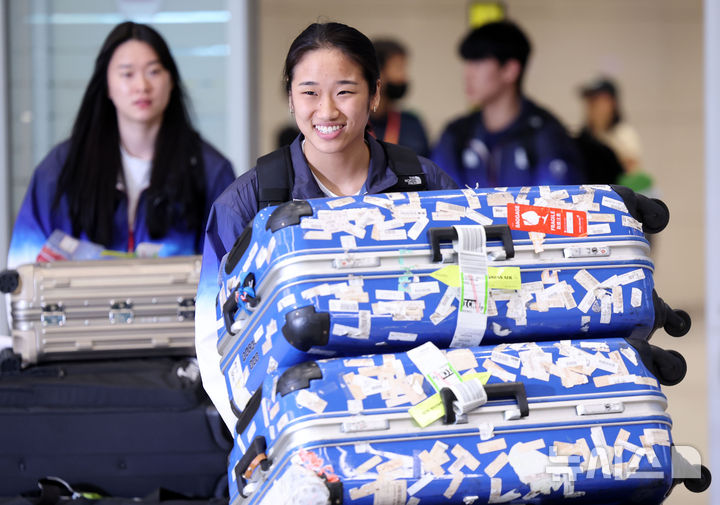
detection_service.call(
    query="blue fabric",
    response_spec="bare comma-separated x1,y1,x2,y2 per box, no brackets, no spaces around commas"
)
7,139,235,269
431,99,584,188
196,133,457,430
370,110,431,157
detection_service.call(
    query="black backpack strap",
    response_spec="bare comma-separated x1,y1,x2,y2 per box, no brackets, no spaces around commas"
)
255,145,294,210
378,140,428,192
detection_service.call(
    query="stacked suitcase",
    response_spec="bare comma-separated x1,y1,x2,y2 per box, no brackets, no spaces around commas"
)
0,256,230,499
215,185,710,504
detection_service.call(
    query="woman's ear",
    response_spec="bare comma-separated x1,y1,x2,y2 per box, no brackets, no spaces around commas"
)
371,80,382,112
288,95,294,114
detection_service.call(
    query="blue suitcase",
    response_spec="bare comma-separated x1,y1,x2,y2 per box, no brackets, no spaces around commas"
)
226,337,708,505
215,185,690,413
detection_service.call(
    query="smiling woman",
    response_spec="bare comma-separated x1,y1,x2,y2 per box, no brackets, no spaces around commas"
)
6,21,235,270
194,22,458,429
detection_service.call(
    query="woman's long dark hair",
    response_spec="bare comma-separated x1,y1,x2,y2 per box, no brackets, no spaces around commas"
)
54,21,206,248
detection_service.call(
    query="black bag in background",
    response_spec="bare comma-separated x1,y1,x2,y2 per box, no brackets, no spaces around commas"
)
0,352,231,498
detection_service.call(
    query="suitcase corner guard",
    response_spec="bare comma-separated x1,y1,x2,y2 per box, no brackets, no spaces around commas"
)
0,269,19,294
277,361,323,397
266,200,314,232
282,306,330,352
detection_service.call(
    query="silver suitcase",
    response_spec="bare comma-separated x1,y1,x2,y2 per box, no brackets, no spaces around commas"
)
1,255,201,365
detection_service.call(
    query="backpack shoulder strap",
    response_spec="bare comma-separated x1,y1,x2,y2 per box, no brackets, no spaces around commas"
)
255,145,294,210
378,140,428,192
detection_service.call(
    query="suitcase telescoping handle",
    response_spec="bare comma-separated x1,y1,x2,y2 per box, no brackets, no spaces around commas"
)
428,225,515,263
440,382,529,424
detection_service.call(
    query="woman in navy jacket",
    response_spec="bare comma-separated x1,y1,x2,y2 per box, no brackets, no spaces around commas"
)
196,21,456,430
7,21,235,269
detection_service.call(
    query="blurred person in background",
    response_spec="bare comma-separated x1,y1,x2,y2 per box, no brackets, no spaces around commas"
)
580,76,657,196
7,21,235,269
432,20,583,188
370,38,431,157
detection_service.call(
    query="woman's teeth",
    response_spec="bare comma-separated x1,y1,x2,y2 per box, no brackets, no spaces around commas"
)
315,125,342,134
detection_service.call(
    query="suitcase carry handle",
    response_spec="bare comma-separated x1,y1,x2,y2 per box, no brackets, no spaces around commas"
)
225,225,253,275
235,435,272,497
428,225,515,263
440,381,529,424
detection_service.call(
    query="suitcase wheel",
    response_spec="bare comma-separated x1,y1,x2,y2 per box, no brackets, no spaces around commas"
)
0,269,19,294
665,309,692,337
641,198,670,234
654,349,687,386
683,465,712,493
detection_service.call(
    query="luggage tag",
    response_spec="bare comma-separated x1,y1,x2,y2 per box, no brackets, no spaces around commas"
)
451,225,490,348
408,342,490,427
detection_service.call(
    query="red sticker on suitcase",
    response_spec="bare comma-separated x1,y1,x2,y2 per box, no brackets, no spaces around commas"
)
507,203,587,237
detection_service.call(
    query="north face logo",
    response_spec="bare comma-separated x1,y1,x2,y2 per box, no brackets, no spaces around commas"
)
403,176,423,186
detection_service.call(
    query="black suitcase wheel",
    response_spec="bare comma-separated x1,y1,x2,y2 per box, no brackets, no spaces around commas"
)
0,269,19,294
641,198,670,234
665,309,692,337
684,465,712,493
654,348,687,386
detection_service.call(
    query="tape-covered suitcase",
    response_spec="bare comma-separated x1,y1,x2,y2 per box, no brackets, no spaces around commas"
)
0,351,231,498
216,185,690,412
0,256,201,365
226,337,709,505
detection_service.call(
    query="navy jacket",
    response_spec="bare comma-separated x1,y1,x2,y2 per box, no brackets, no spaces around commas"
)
7,139,235,269
431,99,584,188
196,133,457,430
370,110,431,158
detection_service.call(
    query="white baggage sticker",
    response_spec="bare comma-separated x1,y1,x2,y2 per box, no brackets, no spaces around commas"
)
587,223,612,235
465,208,494,225
588,213,616,223
329,299,359,312
601,196,628,213
304,230,333,240
277,293,296,312
363,195,393,209
477,438,507,454
241,242,259,272
407,473,434,496
622,215,643,231
491,350,521,369
408,281,440,299
354,455,382,475
492,206,507,218
340,235,357,251
254,246,268,269
487,192,514,206
295,389,328,413
376,289,405,301
407,216,429,240
443,473,464,499
327,196,354,209
612,286,624,314
462,188,482,209
388,331,418,342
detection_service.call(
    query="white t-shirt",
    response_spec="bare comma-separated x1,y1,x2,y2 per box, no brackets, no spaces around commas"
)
119,147,152,231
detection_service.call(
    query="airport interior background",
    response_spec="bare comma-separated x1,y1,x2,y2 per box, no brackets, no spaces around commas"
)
0,1,716,504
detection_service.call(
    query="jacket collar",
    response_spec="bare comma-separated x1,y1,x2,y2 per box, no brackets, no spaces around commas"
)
288,133,400,200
